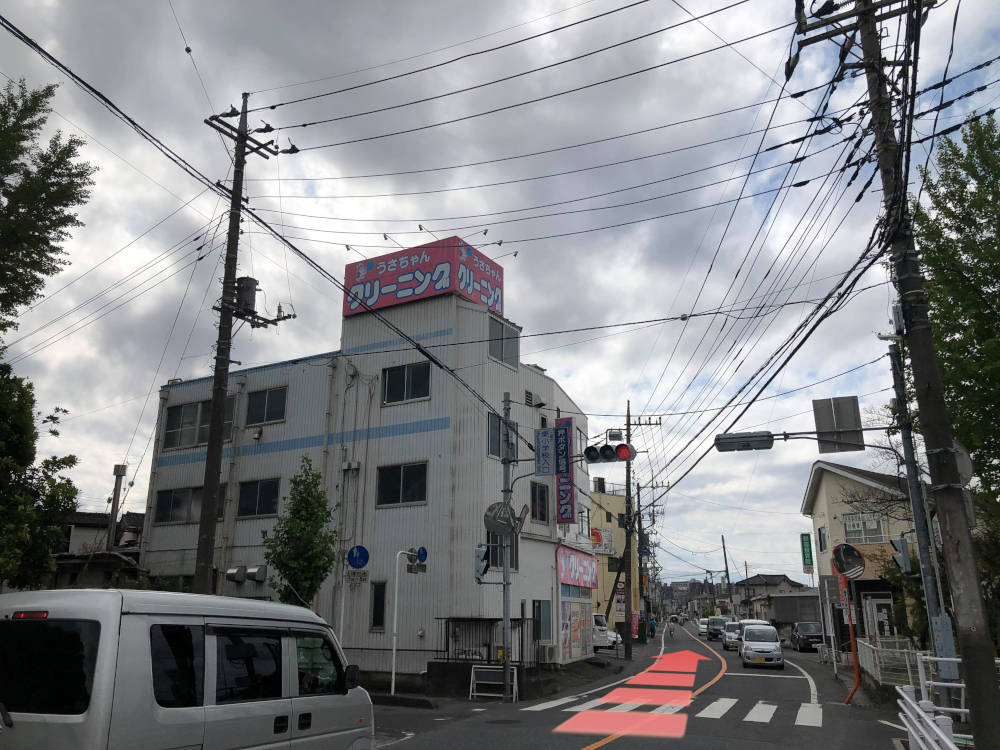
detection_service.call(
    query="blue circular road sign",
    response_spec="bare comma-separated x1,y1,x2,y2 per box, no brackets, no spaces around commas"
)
347,545,369,570
417,546,428,563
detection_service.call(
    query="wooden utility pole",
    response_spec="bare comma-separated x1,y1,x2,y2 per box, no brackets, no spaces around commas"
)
623,400,634,660
193,93,249,595
721,535,735,617
851,2,1000,740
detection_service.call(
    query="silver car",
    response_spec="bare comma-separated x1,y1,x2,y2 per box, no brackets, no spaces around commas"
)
722,622,740,650
741,624,784,669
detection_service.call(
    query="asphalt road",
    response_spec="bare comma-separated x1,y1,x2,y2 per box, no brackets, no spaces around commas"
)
373,622,906,749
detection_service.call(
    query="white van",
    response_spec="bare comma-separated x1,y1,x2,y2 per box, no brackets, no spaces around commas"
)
0,589,374,750
592,613,609,650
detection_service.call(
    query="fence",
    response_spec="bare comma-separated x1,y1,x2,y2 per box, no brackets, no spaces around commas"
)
896,685,959,750
857,637,928,688
437,617,538,668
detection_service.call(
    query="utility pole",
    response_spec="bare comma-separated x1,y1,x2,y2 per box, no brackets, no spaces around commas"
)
105,464,127,551
623,400,634,660
501,391,513,702
851,2,1000,738
744,561,750,619
721,535,735,617
193,93,250,595
636,483,646,621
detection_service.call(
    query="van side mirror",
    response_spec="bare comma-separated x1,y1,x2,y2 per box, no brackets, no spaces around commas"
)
343,664,360,692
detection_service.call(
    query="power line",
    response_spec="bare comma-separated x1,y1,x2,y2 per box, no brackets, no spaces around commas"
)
297,22,794,151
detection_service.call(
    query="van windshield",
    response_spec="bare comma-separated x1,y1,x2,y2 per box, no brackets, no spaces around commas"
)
744,627,779,643
0,619,101,714
708,618,726,627
594,614,607,628
797,622,822,634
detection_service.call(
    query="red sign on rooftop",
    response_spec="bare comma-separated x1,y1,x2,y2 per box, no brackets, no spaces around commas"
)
342,236,503,317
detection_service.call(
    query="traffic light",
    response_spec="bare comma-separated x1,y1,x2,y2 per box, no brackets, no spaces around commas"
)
584,443,636,462
713,431,775,452
474,544,490,583
890,535,911,574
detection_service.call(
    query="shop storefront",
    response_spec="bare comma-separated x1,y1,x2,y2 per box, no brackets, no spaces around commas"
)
557,545,598,662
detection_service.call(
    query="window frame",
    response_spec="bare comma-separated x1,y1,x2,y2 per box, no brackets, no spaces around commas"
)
163,395,235,451
293,631,345,697
236,478,281,518
212,627,284,705
150,623,205,708
487,531,518,570
817,525,828,552
487,316,519,368
530,481,549,523
382,361,431,405
487,413,517,459
842,512,887,545
154,484,226,525
245,386,288,426
376,462,428,507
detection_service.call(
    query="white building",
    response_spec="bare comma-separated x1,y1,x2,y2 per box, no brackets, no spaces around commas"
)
139,237,596,679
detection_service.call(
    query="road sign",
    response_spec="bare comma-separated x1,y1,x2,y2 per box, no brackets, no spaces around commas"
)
406,563,427,574
347,545,369,569
534,428,555,476
484,502,517,535
417,546,428,564
345,569,369,585
812,396,864,453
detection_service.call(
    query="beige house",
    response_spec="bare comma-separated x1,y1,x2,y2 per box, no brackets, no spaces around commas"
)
589,480,640,633
800,460,914,648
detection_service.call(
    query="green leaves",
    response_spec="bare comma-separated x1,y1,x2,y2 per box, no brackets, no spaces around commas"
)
263,455,338,606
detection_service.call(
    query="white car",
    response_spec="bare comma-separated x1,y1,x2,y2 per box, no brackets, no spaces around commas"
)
698,618,709,637
0,589,374,750
741,624,784,669
606,630,623,648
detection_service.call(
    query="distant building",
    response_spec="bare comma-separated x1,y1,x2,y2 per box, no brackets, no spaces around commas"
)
732,574,807,618
139,237,594,682
53,510,145,588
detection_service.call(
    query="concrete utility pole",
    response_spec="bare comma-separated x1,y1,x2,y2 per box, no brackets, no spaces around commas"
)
635,483,646,620
193,93,249,595
501,391,513,702
721,535,735,617
106,464,127,551
853,2,1000,740
623,400,634,660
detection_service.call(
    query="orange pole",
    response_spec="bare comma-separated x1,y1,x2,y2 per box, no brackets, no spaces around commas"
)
843,575,860,705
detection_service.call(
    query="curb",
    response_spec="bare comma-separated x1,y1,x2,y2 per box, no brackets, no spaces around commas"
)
370,693,438,709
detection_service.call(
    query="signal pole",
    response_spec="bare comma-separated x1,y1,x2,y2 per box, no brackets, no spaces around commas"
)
193,94,249,595
623,400,634,660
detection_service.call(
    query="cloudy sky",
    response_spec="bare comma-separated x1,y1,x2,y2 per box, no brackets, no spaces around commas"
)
2,0,997,585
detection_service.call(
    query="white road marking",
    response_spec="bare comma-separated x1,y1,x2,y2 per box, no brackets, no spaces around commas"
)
795,702,823,727
521,696,580,711
376,730,415,747
471,708,487,712
743,700,778,723
784,658,819,704
652,704,686,714
880,719,907,731
696,697,738,719
723,672,806,679
608,703,642,712
565,698,607,712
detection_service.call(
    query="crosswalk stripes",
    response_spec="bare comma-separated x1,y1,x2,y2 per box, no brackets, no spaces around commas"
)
523,694,824,728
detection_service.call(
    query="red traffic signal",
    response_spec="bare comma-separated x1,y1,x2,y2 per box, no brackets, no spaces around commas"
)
584,443,636,463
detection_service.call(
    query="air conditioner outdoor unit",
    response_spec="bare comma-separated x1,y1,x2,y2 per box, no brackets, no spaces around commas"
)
539,644,558,663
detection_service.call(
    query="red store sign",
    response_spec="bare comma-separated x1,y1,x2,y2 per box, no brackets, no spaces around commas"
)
557,546,598,589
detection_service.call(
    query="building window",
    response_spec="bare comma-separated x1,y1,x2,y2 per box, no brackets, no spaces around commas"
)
540,414,547,428
533,599,552,642
383,361,430,404
608,557,621,572
164,396,234,449
843,512,886,544
530,482,549,523
214,629,282,703
524,390,533,407
246,386,287,426
487,413,517,458
488,316,519,368
376,463,427,506
817,526,827,552
237,478,280,517
155,487,195,524
488,531,518,570
605,510,612,523
371,582,387,630
150,624,204,708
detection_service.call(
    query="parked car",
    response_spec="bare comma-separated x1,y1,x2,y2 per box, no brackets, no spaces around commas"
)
707,616,728,641
0,589,374,750
606,630,623,648
790,621,824,652
722,622,741,651
740,624,784,669
593,613,609,650
698,618,709,637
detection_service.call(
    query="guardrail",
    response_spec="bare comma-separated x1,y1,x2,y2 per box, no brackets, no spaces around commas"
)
897,685,958,749
857,637,928,688
915,653,1000,745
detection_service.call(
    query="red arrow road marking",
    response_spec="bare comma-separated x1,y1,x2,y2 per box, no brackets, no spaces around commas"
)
554,711,687,738
627,671,696,687
648,649,712,673
599,687,692,706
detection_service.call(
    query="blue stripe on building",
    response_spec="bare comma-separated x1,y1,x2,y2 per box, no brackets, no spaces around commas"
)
156,416,451,467
340,328,452,356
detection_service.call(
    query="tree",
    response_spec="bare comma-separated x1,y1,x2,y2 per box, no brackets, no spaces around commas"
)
0,79,95,336
263,456,338,606
911,114,1000,498
0,79,92,589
